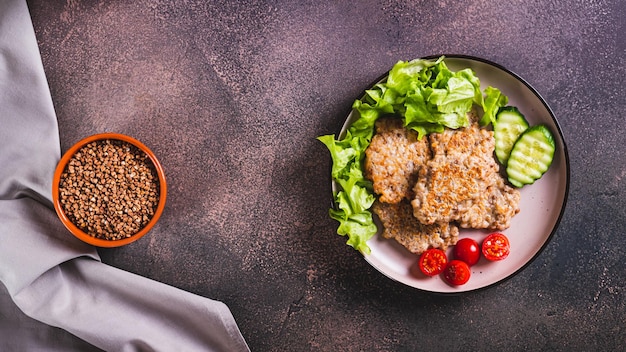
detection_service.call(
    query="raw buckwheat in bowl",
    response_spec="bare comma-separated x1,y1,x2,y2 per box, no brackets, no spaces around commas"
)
52,133,167,247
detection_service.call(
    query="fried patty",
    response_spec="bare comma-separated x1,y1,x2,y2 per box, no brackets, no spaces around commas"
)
372,200,459,254
411,117,520,230
365,111,521,254
364,118,430,204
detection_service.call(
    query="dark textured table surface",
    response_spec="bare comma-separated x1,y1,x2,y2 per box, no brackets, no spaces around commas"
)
20,0,625,350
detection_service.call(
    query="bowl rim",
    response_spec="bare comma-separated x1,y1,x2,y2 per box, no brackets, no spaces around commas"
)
52,132,167,247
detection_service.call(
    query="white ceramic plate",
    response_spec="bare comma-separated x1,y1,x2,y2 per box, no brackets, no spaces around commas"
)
335,55,569,293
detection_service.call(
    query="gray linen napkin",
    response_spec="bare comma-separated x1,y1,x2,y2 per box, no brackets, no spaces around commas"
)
0,1,250,351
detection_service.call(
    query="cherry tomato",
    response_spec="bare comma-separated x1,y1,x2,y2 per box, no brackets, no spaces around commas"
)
482,232,510,261
443,260,471,285
453,238,480,266
418,248,448,276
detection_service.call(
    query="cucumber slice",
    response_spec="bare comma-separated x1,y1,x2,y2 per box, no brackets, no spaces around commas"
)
506,124,556,188
494,107,529,165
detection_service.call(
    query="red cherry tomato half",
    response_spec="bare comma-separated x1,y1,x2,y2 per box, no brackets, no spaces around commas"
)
482,232,510,261
443,260,471,285
453,238,480,266
418,248,448,276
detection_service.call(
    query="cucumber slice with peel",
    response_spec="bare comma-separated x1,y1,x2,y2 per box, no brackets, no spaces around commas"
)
506,124,555,188
494,107,529,165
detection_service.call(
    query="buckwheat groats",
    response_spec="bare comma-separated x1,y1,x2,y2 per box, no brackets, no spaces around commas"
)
58,139,160,240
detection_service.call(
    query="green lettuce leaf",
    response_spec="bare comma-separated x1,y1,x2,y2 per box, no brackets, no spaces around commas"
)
386,57,442,95
429,76,475,113
326,162,377,254
329,208,377,254
480,86,509,126
318,56,511,254
316,134,355,179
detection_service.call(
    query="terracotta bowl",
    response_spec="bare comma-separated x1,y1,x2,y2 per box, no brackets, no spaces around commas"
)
52,133,167,247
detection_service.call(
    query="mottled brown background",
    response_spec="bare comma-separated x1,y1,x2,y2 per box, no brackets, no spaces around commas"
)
18,0,626,350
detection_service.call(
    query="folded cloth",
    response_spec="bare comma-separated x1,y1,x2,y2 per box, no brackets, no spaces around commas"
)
1,281,105,351
0,1,250,351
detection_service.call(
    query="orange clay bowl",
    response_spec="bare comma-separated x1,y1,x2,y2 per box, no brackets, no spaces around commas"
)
52,133,167,247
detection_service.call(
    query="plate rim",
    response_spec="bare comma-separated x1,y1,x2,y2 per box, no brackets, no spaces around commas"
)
332,54,571,294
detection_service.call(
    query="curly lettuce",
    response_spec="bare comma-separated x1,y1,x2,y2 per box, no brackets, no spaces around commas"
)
318,56,509,254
